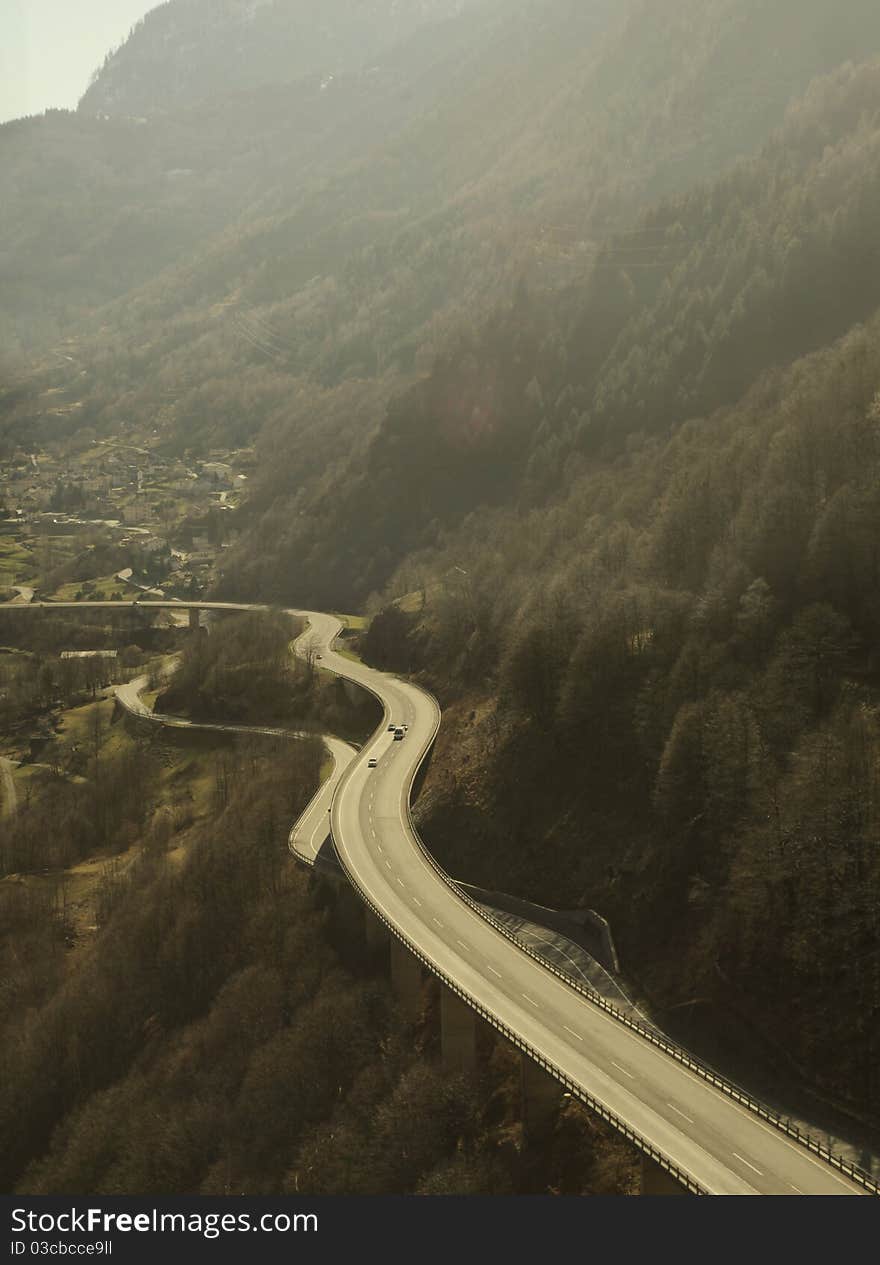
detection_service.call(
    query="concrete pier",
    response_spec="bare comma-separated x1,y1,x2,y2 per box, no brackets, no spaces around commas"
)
390,937,424,1021
640,1154,688,1195
520,1055,562,1144
440,985,478,1074
365,907,388,950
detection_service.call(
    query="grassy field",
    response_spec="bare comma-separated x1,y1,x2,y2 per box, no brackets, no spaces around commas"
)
50,574,128,601
0,537,36,589
334,611,368,631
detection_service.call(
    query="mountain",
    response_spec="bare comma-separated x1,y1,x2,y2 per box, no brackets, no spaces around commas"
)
79,0,492,118
217,52,880,606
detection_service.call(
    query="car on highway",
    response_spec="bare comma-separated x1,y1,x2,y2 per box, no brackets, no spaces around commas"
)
388,723,396,731
393,727,405,741
367,757,378,768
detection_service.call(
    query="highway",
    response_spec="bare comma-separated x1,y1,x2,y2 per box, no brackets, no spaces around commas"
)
288,611,869,1196
287,733,357,868
1,599,873,1194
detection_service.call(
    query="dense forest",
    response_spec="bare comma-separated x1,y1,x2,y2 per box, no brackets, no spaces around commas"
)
157,609,379,739
1,723,634,1195
361,289,880,1123
221,56,880,606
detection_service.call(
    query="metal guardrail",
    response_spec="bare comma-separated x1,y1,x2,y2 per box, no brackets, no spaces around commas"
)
325,645,879,1196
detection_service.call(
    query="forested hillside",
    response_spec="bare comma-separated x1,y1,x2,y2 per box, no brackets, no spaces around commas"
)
364,311,880,1121
79,0,493,118
1,728,633,1195
327,57,880,1127
221,57,880,606
10,0,880,457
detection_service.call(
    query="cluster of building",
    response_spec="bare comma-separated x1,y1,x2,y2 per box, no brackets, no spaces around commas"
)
1,441,253,601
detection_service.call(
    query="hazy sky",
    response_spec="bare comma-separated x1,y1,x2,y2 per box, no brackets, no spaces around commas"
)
2,0,158,123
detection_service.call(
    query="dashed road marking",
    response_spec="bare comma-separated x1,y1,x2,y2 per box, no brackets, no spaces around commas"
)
667,1102,694,1125
732,1152,763,1177
789,1183,803,1195
563,1025,583,1042
487,965,502,979
456,939,470,952
611,1061,635,1079
433,917,444,928
522,993,540,1008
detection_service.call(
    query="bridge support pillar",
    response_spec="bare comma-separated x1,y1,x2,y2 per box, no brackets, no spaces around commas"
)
390,938,423,1022
188,608,200,633
440,985,478,1075
640,1155,688,1195
520,1055,562,1144
365,908,388,950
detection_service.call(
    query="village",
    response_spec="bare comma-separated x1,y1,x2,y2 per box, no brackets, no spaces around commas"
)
0,435,255,603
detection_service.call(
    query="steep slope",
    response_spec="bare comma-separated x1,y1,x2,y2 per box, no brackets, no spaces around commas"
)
377,309,880,1129
79,0,493,118
220,57,880,607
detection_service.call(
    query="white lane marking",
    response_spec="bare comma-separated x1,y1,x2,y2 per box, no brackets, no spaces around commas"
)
397,878,405,890
789,1183,803,1195
412,896,422,908
522,994,540,1008
732,1152,763,1177
487,965,503,979
655,1040,857,1192
611,1061,635,1080
370,827,376,839
667,1102,695,1125
456,939,470,952
385,860,392,870
563,1025,583,1042
432,917,444,928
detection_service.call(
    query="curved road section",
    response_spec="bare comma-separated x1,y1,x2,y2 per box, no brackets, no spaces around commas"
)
293,611,867,1197
1,600,870,1195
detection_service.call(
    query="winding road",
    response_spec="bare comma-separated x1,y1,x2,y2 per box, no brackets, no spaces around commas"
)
2,599,874,1195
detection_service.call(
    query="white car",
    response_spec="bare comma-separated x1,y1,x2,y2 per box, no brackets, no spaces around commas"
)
367,757,378,768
